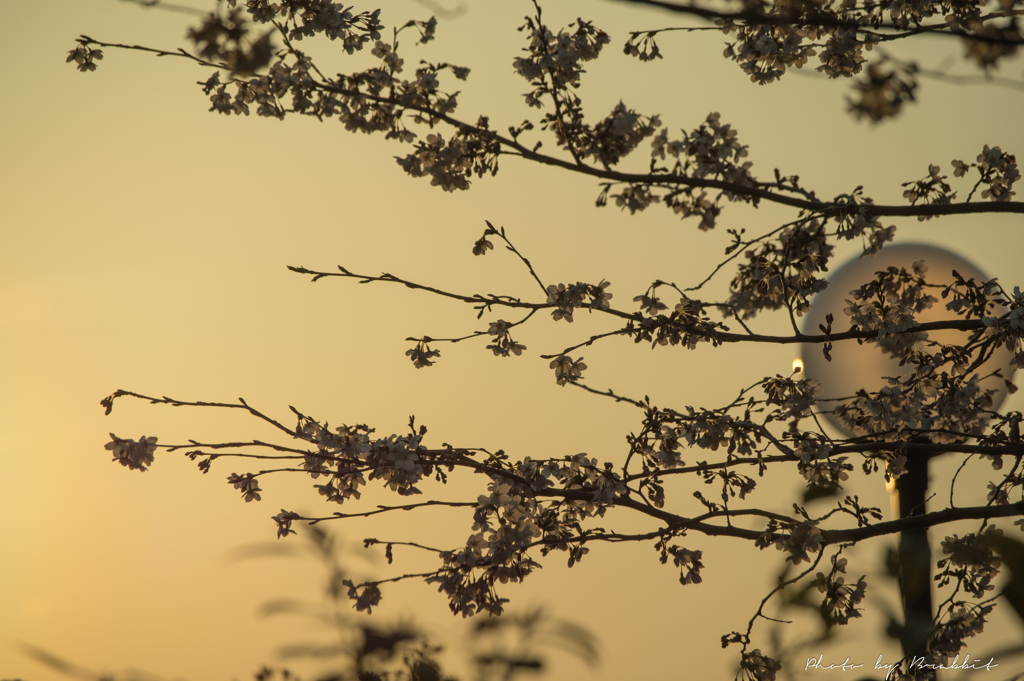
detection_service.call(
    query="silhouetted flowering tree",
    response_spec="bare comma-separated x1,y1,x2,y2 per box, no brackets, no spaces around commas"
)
76,1,1024,679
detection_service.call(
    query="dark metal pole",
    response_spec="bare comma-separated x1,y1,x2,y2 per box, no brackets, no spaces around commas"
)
894,451,934,672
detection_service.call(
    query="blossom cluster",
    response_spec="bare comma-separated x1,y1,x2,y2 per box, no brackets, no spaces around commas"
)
105,433,157,472
581,103,660,168
418,453,625,616
187,6,274,75
485,320,527,357
511,12,617,162
902,163,956,217
928,603,993,665
545,280,613,323
365,434,429,496
816,28,869,78
406,340,441,368
66,44,104,72
652,112,754,186
164,6,474,165
668,546,704,585
835,369,997,445
625,0,1019,123
902,148,1019,215
626,292,727,350
589,111,761,228
727,219,832,318
769,520,824,565
722,23,817,85
513,16,609,91
843,260,937,359
736,648,783,681
762,374,823,422
937,527,1002,598
962,20,1021,70
549,354,587,386
232,0,383,52
793,436,853,487
397,125,500,193
670,408,760,457
847,61,918,123
983,285,1024,369
296,418,373,502
959,145,1020,202
623,31,662,62
228,471,263,502
831,187,897,254
811,555,867,625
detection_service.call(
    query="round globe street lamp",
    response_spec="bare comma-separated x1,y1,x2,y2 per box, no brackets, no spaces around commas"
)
799,243,1013,436
797,243,1016,663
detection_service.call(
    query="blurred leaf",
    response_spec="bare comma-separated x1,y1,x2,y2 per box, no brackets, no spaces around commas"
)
360,625,419,658
277,642,347,660
885,615,904,641
408,659,443,681
543,619,600,667
804,483,839,503
258,597,332,622
226,541,304,562
990,533,1024,623
474,654,543,671
16,643,167,681
883,545,900,579
17,643,95,681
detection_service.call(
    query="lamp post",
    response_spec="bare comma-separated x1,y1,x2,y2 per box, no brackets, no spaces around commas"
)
797,244,1015,666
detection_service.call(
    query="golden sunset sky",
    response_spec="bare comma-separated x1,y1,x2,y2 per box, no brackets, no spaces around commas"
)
2,1,1023,680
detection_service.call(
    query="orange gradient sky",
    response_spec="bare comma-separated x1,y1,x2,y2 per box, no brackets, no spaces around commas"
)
2,1,1023,680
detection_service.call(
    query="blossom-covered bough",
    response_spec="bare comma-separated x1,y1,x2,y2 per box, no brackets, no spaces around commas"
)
620,0,1024,121
79,0,1024,679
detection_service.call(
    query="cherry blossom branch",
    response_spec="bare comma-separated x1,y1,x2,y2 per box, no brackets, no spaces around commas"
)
619,0,1024,46
72,34,1024,220
170,441,314,457
484,221,548,296
121,0,209,16
329,82,1022,217
683,221,793,294
505,147,1024,217
75,34,231,69
626,441,1024,485
325,490,1024,546
825,502,1024,543
103,389,1021,539
569,382,645,407
538,330,631,359
741,550,826,641
405,310,537,345
296,500,478,523
100,389,296,436
830,441,1024,457
322,495,1019,558
280,443,1022,544
605,500,1024,544
288,262,1004,345
287,264,514,306
875,48,1024,91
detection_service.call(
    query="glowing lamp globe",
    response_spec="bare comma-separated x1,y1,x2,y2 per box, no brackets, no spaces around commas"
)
798,243,1015,437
